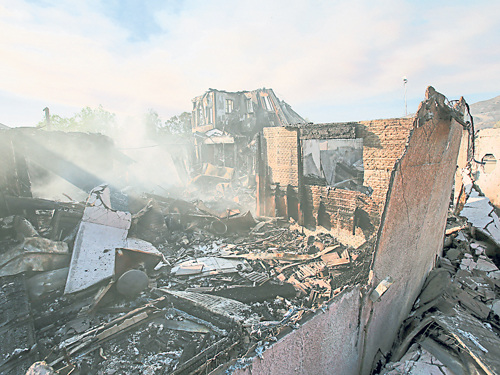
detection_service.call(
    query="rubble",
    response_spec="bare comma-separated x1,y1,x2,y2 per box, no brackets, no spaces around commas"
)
26,267,69,300
25,361,57,375
171,257,252,277
0,274,38,375
0,184,367,374
378,207,500,375
0,87,489,374
381,343,456,375
460,187,500,247
0,237,69,277
116,269,149,297
64,185,132,294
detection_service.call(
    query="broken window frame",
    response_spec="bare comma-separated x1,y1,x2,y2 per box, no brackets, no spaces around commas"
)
225,99,234,114
261,95,274,112
205,105,213,124
246,98,254,113
302,138,365,190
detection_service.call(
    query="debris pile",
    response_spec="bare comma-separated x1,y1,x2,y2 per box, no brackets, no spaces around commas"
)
0,87,481,374
379,201,500,375
0,182,370,375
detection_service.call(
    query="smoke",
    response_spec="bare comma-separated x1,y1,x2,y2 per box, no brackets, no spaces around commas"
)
26,113,184,203
111,115,183,194
25,109,255,219
29,169,89,203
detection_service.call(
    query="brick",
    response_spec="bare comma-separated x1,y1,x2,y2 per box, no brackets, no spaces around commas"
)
262,117,415,238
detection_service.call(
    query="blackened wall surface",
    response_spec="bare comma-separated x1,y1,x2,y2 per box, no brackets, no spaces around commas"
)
303,118,414,246
264,118,414,246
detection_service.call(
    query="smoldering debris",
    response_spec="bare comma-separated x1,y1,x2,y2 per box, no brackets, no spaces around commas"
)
0,88,489,375
0,182,370,375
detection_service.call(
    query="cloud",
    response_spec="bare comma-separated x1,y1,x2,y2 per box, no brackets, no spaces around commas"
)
1,0,499,126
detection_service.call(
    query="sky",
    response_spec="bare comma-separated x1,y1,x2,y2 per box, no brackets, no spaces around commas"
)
1,0,500,127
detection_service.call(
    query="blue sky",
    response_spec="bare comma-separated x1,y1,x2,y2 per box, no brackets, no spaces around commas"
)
1,0,499,127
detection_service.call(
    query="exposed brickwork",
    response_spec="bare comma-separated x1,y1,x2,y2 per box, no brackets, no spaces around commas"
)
236,88,466,375
262,118,415,245
356,118,414,211
303,185,379,246
363,170,392,209
302,118,414,240
263,127,299,186
362,100,466,373
288,122,356,140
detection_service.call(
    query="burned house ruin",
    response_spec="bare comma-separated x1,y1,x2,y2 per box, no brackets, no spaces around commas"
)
2,87,500,375
190,88,306,190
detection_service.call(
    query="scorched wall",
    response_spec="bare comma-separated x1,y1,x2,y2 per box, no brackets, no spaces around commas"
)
228,87,467,375
302,118,414,246
359,90,466,373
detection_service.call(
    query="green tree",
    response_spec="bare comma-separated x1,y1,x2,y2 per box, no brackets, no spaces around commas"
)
37,105,117,135
160,112,192,135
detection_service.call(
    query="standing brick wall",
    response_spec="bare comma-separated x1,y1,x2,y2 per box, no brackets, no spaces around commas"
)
233,89,465,375
304,118,414,244
262,118,415,246
303,185,372,247
263,127,299,187
357,118,414,212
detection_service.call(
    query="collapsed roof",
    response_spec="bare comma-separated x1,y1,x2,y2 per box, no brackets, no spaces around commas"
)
2,87,496,375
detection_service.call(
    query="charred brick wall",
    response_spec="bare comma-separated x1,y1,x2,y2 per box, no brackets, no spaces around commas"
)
302,118,414,245
357,118,414,210
304,186,375,247
231,88,466,375
262,118,414,246
296,122,356,140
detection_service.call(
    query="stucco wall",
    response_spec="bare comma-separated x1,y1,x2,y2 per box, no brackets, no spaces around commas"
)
359,108,464,373
242,89,465,375
230,287,361,375
474,128,500,207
